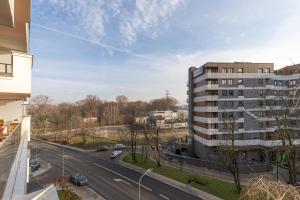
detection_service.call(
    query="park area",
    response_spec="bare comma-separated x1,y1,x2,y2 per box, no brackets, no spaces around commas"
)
123,154,241,200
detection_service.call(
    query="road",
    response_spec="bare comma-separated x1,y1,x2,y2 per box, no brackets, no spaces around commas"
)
31,139,202,200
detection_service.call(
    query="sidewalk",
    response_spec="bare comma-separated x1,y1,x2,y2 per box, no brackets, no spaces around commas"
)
118,153,222,200
158,158,274,185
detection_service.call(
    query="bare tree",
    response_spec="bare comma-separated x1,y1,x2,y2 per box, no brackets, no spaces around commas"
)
265,81,300,185
129,124,138,162
243,176,300,200
29,95,52,135
218,112,241,193
149,119,162,167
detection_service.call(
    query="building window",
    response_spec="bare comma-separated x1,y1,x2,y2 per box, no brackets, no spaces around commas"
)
221,79,227,85
228,79,233,85
259,122,264,128
238,68,244,73
238,123,244,129
228,68,234,73
222,90,227,96
258,79,264,85
238,101,243,107
238,90,243,96
222,68,227,73
259,101,264,107
238,112,244,118
228,90,234,96
0,63,13,76
258,68,263,73
228,101,234,107
264,68,270,73
211,135,217,140
209,124,218,129
289,80,296,86
238,79,243,85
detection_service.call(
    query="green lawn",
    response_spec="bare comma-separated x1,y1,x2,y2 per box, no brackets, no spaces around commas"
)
57,190,80,200
123,154,241,200
70,135,118,149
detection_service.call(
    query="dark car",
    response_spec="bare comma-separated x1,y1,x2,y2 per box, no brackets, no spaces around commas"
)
96,145,109,152
70,173,88,186
30,162,41,172
30,160,41,172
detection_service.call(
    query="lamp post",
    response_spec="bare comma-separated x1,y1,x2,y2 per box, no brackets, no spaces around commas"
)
62,147,65,176
139,168,152,200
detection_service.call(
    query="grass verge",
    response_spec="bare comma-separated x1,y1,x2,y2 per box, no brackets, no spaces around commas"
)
70,135,118,149
57,190,80,200
123,154,241,200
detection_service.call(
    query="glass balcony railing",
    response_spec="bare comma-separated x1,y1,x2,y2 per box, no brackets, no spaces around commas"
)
0,124,21,199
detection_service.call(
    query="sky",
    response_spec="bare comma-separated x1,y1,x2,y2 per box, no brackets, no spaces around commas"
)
31,0,300,104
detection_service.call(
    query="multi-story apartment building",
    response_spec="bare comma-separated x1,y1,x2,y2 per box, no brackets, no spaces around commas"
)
0,1,58,199
188,62,300,164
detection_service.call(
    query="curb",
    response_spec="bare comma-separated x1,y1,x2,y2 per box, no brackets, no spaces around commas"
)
32,137,95,153
118,154,223,200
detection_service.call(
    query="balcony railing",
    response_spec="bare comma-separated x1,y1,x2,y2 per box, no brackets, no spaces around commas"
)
1,116,30,200
0,124,21,199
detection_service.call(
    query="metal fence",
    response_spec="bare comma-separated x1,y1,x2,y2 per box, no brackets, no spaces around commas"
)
162,151,273,174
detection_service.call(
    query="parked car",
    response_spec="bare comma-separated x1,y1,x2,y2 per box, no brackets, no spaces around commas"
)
114,144,126,150
96,145,109,152
30,162,41,172
70,173,88,186
29,159,41,172
110,150,122,159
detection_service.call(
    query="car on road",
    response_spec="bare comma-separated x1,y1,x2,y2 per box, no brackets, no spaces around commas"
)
110,150,122,159
114,144,126,150
70,173,88,186
96,145,109,152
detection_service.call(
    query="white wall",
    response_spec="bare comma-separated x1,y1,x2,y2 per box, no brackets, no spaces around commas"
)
0,51,32,94
0,100,24,124
0,49,12,64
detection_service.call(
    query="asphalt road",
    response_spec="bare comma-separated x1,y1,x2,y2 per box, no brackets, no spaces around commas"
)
31,139,202,200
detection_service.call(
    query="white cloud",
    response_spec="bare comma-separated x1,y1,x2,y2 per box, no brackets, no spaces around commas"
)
120,0,185,44
35,0,185,44
36,0,107,39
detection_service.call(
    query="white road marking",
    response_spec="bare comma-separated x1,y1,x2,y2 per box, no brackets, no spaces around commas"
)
113,178,131,185
159,194,170,200
92,162,152,191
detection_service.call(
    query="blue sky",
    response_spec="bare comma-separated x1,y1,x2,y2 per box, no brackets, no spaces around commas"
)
31,0,300,104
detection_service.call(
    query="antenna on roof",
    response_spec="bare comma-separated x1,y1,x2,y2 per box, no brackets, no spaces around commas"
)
165,90,171,110
165,90,171,100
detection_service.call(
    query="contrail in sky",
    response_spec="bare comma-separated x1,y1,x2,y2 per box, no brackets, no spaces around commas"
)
31,23,150,59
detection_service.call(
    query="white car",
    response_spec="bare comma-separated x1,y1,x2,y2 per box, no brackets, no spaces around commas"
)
110,150,122,159
114,144,126,150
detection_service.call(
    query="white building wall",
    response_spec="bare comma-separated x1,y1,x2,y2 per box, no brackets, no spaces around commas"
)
0,52,32,94
0,100,24,123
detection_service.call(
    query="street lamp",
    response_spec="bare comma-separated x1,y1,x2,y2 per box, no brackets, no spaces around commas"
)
139,168,152,200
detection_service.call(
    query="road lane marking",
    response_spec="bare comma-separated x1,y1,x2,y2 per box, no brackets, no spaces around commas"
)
159,194,170,200
92,162,152,191
114,178,131,186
